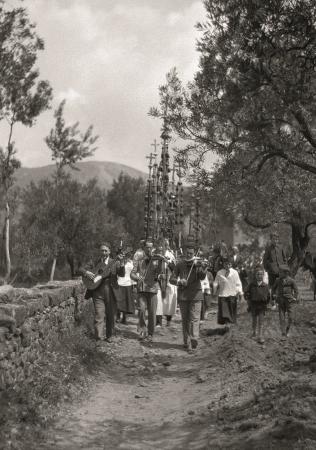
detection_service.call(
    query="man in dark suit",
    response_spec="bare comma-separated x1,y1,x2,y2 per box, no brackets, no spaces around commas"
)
263,232,288,307
81,243,122,343
231,246,242,271
131,239,163,343
170,242,208,352
263,233,288,287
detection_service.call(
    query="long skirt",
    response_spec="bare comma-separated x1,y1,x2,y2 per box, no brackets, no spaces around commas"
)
156,284,177,316
217,296,237,325
117,285,135,314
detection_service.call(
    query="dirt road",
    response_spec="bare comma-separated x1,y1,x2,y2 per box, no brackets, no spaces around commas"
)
30,286,316,450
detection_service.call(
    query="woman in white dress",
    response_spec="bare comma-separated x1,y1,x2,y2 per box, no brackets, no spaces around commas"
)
156,240,177,327
117,249,135,324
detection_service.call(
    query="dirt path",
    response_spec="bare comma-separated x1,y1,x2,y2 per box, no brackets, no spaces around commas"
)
33,287,316,450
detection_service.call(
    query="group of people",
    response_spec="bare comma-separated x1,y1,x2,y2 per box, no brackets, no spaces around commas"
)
79,231,299,352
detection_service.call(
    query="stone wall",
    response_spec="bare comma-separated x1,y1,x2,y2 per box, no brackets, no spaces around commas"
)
0,280,93,390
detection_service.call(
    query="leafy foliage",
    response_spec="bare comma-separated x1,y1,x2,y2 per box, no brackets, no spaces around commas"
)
151,1,316,272
45,100,98,178
152,0,316,175
15,175,127,278
0,3,52,187
0,3,52,279
107,172,146,245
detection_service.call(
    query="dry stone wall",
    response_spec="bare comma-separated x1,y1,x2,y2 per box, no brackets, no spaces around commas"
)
0,280,93,390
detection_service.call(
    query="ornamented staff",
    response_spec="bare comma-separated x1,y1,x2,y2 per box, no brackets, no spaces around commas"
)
144,151,156,239
174,160,185,250
158,119,171,240
189,191,202,248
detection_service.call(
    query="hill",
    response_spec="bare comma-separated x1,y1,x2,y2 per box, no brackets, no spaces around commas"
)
14,161,147,191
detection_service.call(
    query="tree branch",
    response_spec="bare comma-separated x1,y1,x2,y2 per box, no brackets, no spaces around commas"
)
243,213,272,229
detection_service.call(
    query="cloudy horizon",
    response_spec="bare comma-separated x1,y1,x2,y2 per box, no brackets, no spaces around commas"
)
0,0,206,172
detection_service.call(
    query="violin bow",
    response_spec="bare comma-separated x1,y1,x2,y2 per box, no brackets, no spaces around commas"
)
186,247,201,282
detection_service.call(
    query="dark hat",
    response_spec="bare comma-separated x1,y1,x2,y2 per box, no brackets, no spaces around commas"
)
221,256,232,264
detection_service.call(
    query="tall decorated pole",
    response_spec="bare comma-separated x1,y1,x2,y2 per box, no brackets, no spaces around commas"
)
188,189,201,249
144,120,187,251
151,140,159,241
158,117,171,240
194,194,201,248
175,160,185,251
144,152,156,240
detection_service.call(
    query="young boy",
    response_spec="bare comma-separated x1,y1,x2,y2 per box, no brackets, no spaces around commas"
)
273,264,298,338
245,266,270,344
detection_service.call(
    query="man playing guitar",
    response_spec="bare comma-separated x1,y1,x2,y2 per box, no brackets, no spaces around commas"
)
80,243,123,344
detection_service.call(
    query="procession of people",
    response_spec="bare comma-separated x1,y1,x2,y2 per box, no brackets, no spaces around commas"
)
79,230,298,353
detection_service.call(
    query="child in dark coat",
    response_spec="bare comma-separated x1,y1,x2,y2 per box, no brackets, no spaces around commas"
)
273,265,298,338
245,266,270,344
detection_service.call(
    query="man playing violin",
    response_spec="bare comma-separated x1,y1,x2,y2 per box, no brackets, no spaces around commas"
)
170,241,208,353
79,243,124,344
130,239,164,343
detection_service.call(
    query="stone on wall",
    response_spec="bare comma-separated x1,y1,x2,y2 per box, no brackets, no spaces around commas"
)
0,279,91,390
0,285,15,304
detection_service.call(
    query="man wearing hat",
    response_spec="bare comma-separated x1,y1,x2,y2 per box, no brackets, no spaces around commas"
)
273,264,298,338
170,238,208,352
80,243,122,343
263,232,288,307
130,239,164,343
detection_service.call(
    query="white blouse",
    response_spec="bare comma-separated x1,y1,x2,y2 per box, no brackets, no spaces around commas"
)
213,268,243,297
117,260,134,287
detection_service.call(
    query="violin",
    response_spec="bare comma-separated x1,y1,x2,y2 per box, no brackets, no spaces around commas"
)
185,257,208,267
151,253,169,263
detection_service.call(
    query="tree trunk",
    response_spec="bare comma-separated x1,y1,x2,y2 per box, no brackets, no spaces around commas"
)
50,257,57,281
0,221,5,275
27,248,31,277
67,254,75,278
288,222,310,275
4,202,11,282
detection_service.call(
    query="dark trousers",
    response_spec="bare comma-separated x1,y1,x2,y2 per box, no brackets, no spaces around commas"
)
93,295,114,339
278,296,294,334
218,296,237,325
268,273,279,293
179,300,202,345
156,315,172,325
138,292,158,336
201,294,211,319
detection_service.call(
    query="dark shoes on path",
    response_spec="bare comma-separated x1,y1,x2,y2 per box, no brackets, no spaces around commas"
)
184,339,198,353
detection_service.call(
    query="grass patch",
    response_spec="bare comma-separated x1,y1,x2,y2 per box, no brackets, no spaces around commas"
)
0,326,111,450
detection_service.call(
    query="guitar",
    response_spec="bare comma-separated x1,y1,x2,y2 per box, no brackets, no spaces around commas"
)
82,271,103,290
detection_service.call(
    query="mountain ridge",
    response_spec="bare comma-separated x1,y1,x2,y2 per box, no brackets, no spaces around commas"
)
14,161,147,191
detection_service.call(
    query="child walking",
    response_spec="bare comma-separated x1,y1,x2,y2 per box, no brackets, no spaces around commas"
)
245,266,270,344
273,265,298,338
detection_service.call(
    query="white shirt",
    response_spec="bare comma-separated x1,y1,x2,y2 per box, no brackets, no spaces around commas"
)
117,260,134,287
213,268,243,297
201,276,210,292
165,249,176,264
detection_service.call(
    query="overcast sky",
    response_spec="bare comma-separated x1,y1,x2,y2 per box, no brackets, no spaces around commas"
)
1,0,206,172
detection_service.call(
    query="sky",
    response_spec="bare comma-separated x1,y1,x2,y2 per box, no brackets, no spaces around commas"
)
1,0,206,172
